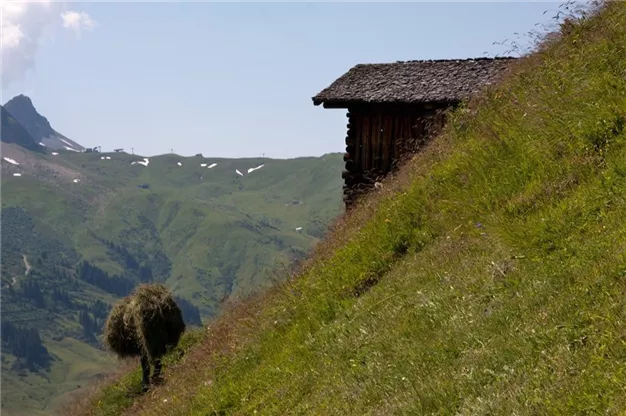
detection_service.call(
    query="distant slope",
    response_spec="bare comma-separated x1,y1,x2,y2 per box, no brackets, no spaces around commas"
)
73,3,626,416
4,95,85,151
0,148,343,416
0,106,44,153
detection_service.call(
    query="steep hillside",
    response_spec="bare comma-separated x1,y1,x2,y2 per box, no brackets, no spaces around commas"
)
0,147,343,416
3,95,85,151
0,105,44,153
71,2,626,416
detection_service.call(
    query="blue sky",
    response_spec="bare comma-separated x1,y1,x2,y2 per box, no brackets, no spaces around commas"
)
2,2,566,158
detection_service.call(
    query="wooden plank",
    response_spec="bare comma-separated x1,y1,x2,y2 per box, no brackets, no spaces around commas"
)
369,114,381,173
377,115,384,172
362,115,376,172
353,113,362,168
407,115,413,148
402,115,411,159
382,115,392,172
390,115,396,169
346,113,355,147
376,114,383,172
367,114,374,173
376,115,385,172
361,115,370,172
392,115,403,166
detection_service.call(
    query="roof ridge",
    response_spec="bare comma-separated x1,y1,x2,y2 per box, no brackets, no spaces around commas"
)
352,57,517,67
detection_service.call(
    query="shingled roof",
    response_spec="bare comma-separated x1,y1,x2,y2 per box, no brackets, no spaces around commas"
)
312,57,517,108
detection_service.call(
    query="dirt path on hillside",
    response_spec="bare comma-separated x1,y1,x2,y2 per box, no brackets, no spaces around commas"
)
22,254,32,276
2,255,30,289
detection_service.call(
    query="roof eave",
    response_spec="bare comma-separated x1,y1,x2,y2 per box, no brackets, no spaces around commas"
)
312,96,350,108
312,98,462,109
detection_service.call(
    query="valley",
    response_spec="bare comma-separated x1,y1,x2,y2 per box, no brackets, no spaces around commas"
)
0,103,344,415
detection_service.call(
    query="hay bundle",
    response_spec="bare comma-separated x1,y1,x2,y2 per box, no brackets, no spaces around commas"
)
103,296,143,358
103,283,186,362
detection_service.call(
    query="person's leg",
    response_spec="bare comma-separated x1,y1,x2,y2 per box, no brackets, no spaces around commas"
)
141,354,151,392
151,358,163,383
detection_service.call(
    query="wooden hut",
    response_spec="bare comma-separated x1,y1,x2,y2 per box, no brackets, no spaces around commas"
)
312,57,517,208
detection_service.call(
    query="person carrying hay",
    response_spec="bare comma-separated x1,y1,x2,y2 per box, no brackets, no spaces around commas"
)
103,283,186,391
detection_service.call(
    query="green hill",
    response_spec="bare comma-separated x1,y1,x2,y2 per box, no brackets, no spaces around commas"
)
70,2,626,416
0,145,343,416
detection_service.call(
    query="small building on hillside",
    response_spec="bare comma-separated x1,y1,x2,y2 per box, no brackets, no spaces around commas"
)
312,57,516,209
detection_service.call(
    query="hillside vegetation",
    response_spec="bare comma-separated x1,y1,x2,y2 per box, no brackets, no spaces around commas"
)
74,2,626,415
0,147,343,416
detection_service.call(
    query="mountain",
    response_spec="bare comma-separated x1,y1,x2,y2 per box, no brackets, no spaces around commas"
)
0,105,44,153
3,95,85,152
72,3,626,416
0,145,344,416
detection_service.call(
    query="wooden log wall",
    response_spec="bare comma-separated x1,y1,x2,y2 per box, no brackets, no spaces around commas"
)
342,105,449,209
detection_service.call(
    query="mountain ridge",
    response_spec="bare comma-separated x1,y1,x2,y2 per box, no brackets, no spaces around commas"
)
0,105,45,153
4,94,85,152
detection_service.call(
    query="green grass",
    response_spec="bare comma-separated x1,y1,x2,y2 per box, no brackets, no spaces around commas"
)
72,2,626,415
0,149,343,415
70,330,205,416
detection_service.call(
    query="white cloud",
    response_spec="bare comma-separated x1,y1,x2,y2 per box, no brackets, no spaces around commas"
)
2,21,25,49
1,2,97,88
61,10,97,38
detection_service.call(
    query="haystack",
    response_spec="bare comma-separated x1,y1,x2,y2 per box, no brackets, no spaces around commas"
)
103,296,142,358
103,283,186,362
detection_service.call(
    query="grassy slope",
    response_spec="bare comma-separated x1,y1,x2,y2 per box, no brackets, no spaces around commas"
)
0,150,343,415
73,3,626,415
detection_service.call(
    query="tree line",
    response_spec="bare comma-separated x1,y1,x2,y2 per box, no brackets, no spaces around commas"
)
1,320,52,372
75,261,137,297
100,238,164,282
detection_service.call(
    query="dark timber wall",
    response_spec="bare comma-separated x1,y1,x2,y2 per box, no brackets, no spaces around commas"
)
342,103,452,208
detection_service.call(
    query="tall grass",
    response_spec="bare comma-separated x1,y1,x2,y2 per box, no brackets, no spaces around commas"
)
72,1,626,415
